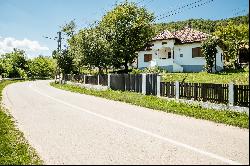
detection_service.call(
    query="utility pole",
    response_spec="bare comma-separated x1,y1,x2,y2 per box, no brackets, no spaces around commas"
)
43,32,64,83
43,32,64,54
57,31,62,53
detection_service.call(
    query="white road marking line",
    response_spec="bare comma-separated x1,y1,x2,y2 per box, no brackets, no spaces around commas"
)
29,82,242,165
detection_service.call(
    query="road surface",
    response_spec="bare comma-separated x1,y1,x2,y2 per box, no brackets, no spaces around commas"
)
2,80,249,165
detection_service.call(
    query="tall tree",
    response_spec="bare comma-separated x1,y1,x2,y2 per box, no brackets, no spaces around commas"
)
99,2,155,73
70,27,112,73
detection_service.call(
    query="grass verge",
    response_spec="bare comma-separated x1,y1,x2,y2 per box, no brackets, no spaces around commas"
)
162,70,249,85
0,80,42,165
50,82,249,129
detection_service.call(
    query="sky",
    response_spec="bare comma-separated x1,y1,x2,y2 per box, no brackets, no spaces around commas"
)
0,0,249,58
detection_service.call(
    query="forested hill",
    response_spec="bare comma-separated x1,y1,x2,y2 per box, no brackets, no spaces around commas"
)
154,14,249,34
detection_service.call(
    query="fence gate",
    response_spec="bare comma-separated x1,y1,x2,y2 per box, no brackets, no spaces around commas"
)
146,74,157,95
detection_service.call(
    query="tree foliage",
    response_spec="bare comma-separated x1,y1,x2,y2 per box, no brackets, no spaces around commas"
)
201,37,219,73
69,28,112,73
0,49,28,78
213,22,249,68
28,56,56,78
154,15,249,34
0,49,56,78
52,49,74,75
99,2,155,72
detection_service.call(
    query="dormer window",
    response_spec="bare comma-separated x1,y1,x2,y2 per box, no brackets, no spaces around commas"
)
162,42,168,45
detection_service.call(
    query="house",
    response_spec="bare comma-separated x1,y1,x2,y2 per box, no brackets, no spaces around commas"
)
137,27,224,72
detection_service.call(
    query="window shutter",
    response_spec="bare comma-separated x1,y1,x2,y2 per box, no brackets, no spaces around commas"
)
192,48,198,58
144,54,152,62
192,47,202,58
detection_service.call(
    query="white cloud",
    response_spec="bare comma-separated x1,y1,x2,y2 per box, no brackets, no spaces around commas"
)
0,37,49,55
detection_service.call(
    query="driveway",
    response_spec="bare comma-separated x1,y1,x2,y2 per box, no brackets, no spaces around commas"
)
2,80,249,165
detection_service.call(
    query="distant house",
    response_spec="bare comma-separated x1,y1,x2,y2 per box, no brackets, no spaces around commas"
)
137,27,224,72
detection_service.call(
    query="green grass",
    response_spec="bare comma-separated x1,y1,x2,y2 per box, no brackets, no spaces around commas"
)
51,82,249,129
0,80,42,165
162,70,249,85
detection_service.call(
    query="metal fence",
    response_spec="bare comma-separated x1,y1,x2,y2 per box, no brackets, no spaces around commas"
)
110,74,143,93
63,73,249,107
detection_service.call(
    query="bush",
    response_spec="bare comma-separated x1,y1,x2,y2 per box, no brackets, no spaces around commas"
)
131,66,168,74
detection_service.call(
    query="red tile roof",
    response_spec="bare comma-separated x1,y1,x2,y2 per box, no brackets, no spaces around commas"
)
152,27,209,43
152,30,175,41
173,28,209,43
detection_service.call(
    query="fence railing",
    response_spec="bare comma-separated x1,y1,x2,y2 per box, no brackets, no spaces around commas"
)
63,73,249,107
234,85,249,107
160,82,176,98
85,75,98,85
99,75,108,86
110,74,142,93
146,74,157,95
179,83,229,104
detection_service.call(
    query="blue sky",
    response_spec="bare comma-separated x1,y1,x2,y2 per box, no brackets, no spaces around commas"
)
0,0,249,58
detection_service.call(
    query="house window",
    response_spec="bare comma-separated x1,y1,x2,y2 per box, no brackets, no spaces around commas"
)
180,54,183,58
144,54,152,62
192,47,203,58
168,52,171,59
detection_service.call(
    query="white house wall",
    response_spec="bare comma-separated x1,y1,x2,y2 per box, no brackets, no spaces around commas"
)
152,40,175,50
138,50,154,68
174,43,205,72
137,41,224,72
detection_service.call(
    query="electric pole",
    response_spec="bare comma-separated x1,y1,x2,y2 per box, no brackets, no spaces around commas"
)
43,32,64,83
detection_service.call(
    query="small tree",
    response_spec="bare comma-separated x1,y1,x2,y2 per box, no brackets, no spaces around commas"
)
214,22,249,68
28,56,56,78
52,49,74,80
201,37,219,73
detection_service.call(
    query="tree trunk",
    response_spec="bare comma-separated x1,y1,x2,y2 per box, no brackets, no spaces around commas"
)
124,60,129,74
98,67,103,74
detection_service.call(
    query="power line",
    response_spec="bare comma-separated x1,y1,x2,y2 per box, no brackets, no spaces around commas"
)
136,0,148,5
155,0,215,21
156,0,205,19
141,0,155,8
233,9,248,16
43,32,65,52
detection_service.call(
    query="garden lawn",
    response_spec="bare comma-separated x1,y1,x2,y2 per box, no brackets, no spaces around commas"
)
51,82,249,129
0,80,42,165
162,70,249,85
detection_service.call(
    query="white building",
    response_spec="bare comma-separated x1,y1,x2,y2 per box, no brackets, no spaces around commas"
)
137,27,224,72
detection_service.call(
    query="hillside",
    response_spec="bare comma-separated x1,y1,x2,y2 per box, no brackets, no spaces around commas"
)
154,14,249,34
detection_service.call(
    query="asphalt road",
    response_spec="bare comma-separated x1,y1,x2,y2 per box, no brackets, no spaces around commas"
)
2,80,249,165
